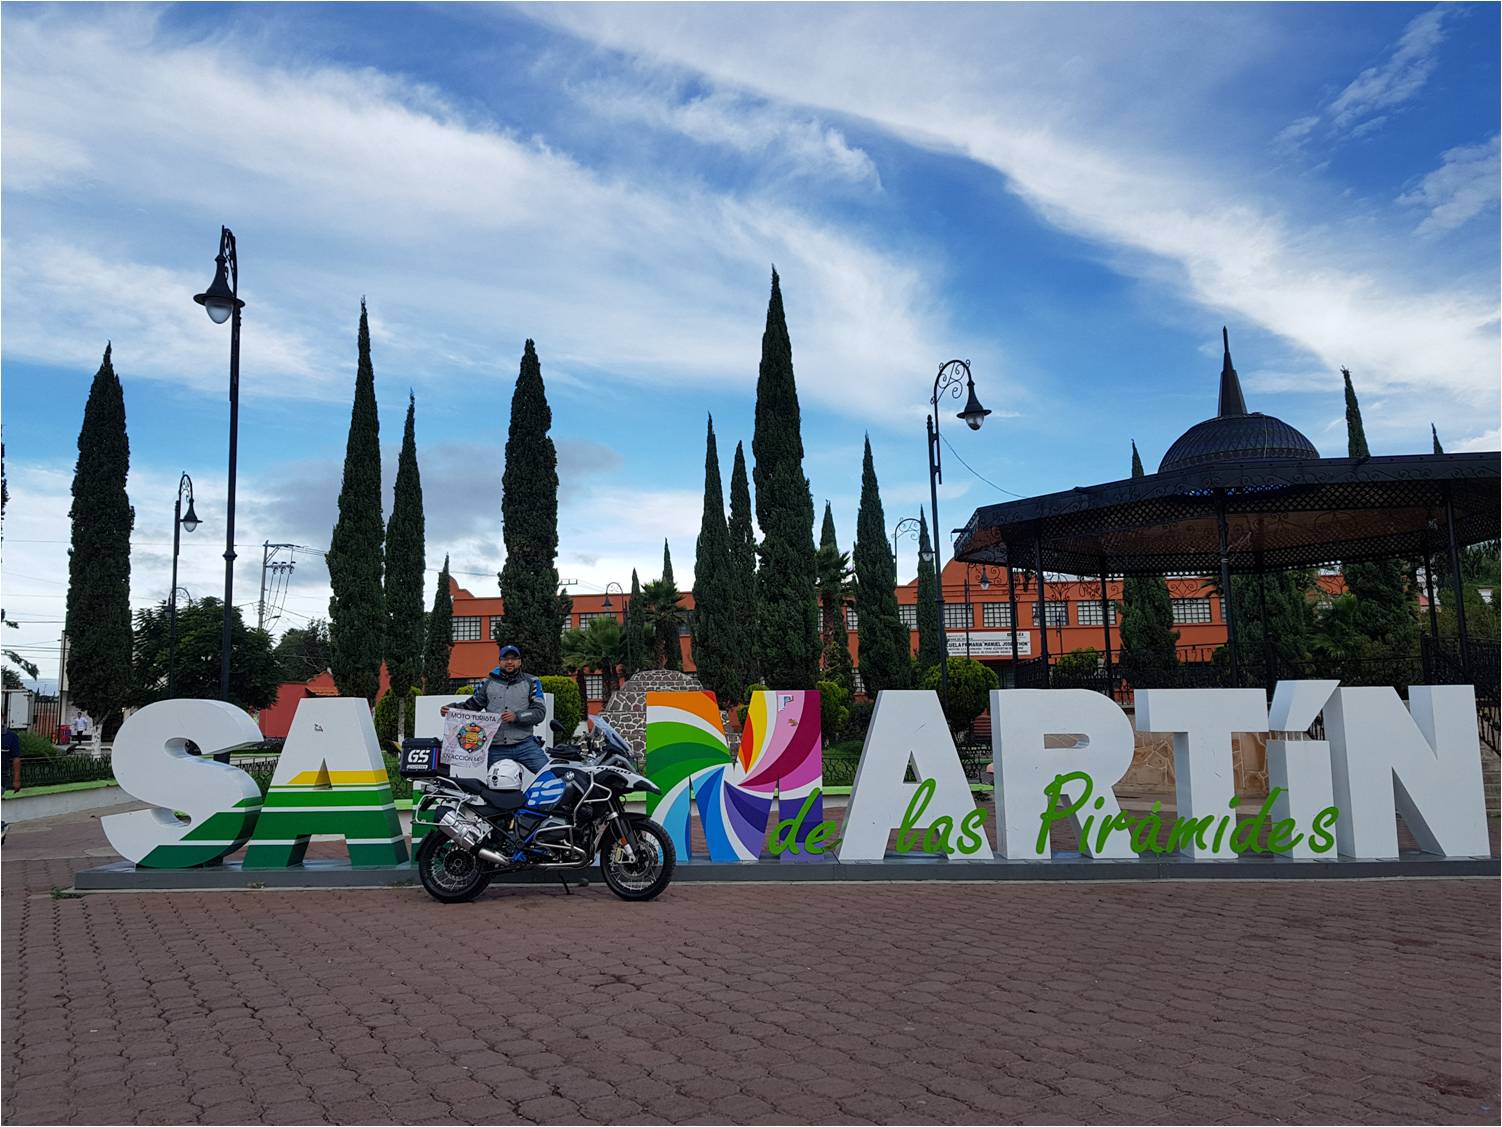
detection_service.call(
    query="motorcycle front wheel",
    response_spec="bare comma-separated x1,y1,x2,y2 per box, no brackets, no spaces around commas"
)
416,832,494,903
600,814,676,901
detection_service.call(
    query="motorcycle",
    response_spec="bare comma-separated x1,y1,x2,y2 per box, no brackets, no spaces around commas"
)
403,714,675,904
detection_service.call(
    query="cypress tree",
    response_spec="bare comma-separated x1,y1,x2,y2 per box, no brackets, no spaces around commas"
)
662,538,675,588
1117,441,1179,686
1339,370,1416,656
1342,368,1369,459
853,437,911,694
497,340,567,673
915,511,943,671
64,344,135,728
726,441,758,698
421,555,453,693
691,416,736,702
751,270,819,688
385,392,426,718
623,569,647,677
1432,423,1444,454
328,301,385,704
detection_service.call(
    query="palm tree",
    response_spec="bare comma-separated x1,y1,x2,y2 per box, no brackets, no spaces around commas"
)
638,577,684,670
815,541,854,650
561,616,625,700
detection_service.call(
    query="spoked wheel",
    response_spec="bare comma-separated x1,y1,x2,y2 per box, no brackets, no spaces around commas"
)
416,832,493,903
600,814,676,901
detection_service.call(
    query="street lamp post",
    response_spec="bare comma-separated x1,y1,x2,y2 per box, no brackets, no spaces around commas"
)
891,516,922,565
602,581,627,685
925,359,991,707
167,473,200,697
193,227,245,701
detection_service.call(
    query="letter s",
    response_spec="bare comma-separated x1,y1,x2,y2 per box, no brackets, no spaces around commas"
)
102,701,264,867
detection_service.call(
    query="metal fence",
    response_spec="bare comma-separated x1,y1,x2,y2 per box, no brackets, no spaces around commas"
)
16,754,118,789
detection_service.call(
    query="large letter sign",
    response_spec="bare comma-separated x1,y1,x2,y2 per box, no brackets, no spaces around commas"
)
644,690,823,861
242,698,408,869
102,700,265,868
838,690,990,862
1133,689,1269,859
992,689,1135,859
1326,685,1489,859
1266,681,1338,860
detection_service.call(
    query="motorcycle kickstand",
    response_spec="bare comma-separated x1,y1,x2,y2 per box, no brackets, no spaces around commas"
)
558,875,572,896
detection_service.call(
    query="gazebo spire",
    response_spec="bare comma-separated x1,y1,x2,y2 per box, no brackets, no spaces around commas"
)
1218,326,1248,417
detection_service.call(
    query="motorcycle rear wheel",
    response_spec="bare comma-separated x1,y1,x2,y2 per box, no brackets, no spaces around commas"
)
416,832,494,903
600,814,676,901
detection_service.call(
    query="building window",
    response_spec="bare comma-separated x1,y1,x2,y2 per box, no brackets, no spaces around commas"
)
852,667,864,695
844,606,859,631
943,602,972,629
585,674,604,701
1172,597,1214,624
981,603,1012,628
898,604,918,629
1031,601,1069,627
451,616,482,642
1077,602,1118,627
578,611,616,627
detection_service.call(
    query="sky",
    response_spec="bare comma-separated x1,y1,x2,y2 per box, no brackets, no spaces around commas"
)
2,2,1498,689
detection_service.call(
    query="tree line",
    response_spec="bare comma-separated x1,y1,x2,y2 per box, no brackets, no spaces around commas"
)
54,281,1497,739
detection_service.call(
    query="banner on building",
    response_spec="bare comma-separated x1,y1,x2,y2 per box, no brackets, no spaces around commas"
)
947,630,1031,657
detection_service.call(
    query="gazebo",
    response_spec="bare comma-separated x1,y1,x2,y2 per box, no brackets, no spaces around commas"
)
951,330,1500,696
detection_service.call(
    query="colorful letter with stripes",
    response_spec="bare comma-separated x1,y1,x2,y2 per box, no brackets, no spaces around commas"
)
241,698,408,869
102,700,266,868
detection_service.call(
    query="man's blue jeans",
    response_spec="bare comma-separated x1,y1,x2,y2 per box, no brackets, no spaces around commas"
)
488,735,548,774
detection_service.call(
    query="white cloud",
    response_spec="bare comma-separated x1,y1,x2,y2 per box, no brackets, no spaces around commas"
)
1399,135,1501,236
572,77,880,187
1329,7,1449,133
0,8,964,427
530,4,1499,417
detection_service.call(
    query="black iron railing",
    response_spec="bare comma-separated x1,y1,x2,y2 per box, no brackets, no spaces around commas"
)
16,754,118,789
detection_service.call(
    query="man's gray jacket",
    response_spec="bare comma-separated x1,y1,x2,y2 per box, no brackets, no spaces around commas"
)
456,668,546,746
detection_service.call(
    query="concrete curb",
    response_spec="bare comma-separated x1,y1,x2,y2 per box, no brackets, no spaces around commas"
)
73,851,1500,891
2,785,137,824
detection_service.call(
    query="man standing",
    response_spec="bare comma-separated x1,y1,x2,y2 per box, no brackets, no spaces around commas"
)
440,644,548,774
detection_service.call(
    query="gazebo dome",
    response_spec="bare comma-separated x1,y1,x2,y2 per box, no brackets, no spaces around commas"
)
1159,329,1318,472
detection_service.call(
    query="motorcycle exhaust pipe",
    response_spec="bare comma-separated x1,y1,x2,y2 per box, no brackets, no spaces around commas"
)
476,846,510,866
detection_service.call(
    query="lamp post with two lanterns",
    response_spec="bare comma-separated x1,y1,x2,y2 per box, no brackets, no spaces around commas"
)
192,227,244,701
926,359,991,706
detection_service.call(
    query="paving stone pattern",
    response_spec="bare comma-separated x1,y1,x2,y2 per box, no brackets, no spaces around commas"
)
2,811,1498,1126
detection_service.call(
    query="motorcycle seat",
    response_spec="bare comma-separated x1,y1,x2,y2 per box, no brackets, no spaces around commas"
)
453,776,527,812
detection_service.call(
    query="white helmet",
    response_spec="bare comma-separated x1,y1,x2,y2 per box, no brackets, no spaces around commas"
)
487,759,523,791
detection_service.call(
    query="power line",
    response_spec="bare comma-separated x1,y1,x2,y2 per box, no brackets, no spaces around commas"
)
939,433,1025,498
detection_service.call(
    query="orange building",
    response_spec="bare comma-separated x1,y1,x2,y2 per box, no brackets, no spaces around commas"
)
444,564,1347,708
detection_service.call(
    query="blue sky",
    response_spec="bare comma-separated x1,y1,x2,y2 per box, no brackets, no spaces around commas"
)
2,2,1498,685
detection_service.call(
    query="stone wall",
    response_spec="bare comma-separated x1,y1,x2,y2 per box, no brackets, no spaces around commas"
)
600,670,735,758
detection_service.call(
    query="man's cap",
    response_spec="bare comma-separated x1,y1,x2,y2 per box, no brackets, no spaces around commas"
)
498,644,522,659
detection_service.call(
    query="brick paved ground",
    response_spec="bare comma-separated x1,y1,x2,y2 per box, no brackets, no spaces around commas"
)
2,808,1498,1126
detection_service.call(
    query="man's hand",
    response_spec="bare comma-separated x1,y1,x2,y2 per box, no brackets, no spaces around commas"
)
500,710,517,723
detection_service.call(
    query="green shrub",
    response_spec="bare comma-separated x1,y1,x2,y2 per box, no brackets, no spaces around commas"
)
540,676,582,740
814,680,850,744
373,689,400,754
1051,647,1102,686
918,657,999,734
17,730,58,757
826,738,865,759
